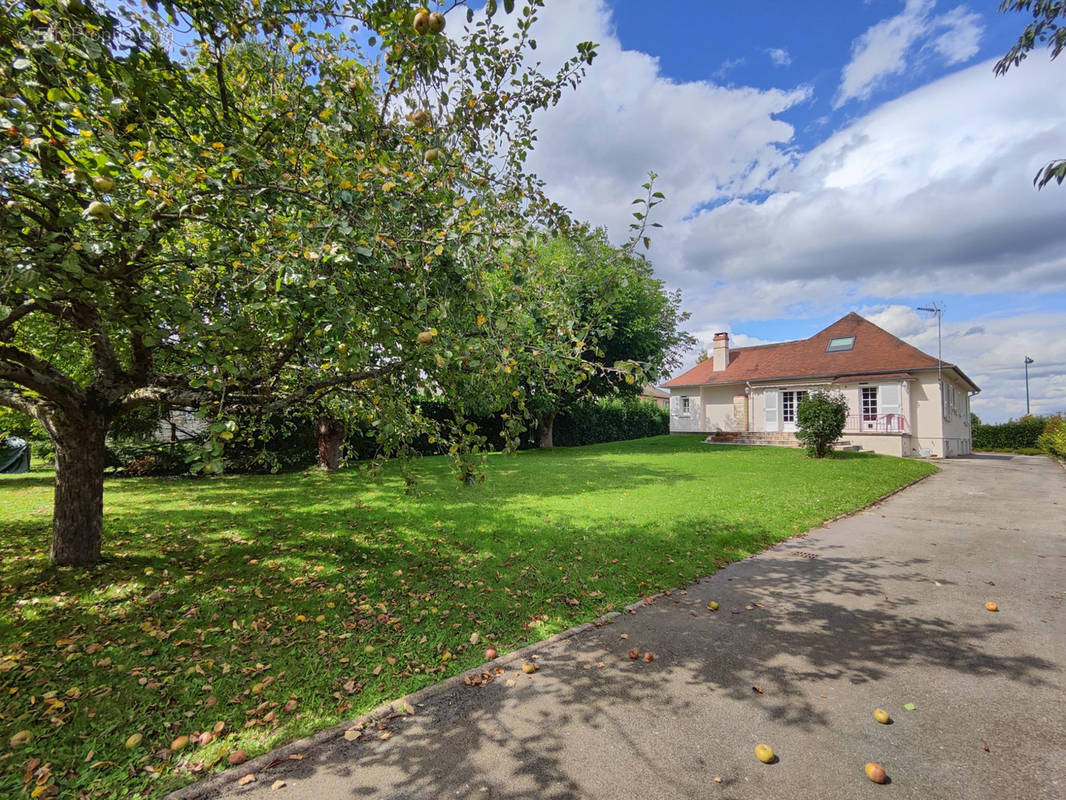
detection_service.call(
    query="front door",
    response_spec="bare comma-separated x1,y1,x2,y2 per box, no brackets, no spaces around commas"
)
781,390,807,432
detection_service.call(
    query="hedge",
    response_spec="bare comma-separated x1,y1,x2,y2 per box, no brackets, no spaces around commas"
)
99,396,669,476
972,416,1047,451
1037,417,1066,459
554,396,669,447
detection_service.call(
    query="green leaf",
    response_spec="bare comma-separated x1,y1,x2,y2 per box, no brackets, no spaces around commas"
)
903,702,916,711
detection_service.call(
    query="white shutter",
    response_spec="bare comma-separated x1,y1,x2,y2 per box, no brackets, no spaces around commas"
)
670,395,680,416
763,389,779,432
879,383,902,431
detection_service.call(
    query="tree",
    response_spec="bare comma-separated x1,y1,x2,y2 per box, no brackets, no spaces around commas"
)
0,0,599,564
995,1,1066,187
795,390,848,458
517,220,693,449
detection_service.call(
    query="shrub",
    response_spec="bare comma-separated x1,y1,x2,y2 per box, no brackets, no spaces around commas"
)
1037,416,1066,459
796,390,849,458
553,397,669,447
973,416,1047,451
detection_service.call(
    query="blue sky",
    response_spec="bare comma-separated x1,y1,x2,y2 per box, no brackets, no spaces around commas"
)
461,0,1066,422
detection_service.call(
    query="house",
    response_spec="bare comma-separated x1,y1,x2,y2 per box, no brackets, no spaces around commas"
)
663,313,979,458
640,384,670,409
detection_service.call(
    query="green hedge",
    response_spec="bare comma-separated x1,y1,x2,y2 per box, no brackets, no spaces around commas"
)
554,397,669,447
1037,417,1066,459
972,417,1047,451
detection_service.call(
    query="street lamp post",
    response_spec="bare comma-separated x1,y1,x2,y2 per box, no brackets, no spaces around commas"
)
918,305,943,416
1025,356,1034,415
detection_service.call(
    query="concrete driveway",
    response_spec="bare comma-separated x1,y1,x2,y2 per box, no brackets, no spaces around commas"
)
179,454,1066,800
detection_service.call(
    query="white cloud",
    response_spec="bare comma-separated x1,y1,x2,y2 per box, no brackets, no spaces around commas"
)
767,48,792,67
835,0,983,107
930,6,983,64
518,0,810,239
679,57,1066,297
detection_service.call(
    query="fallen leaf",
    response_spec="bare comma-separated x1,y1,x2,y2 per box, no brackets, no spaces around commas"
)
271,780,287,790
903,702,916,711
237,773,256,786
982,740,991,753
752,685,763,694
379,731,391,740
714,776,722,783
619,633,629,640
228,749,247,766
288,753,303,760
283,699,298,714
344,729,361,741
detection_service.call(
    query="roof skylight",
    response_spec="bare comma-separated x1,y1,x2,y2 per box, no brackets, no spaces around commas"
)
826,336,856,353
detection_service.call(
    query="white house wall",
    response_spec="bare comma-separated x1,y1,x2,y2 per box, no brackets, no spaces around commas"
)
700,386,743,432
672,369,973,458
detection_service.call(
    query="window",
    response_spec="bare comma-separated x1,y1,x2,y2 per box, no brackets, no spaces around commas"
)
826,336,856,353
861,386,878,421
681,397,691,415
782,390,807,423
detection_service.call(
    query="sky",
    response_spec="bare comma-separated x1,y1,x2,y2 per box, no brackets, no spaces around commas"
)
462,0,1066,423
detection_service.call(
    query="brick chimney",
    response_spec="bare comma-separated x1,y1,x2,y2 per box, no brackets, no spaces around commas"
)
712,332,730,372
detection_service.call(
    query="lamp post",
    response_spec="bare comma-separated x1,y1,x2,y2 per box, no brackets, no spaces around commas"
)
1025,356,1034,415
918,305,943,415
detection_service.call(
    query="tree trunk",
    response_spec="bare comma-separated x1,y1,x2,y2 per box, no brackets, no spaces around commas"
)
315,417,346,470
50,414,109,566
537,411,557,450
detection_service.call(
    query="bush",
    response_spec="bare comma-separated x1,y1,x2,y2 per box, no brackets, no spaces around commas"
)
973,416,1047,451
796,390,849,458
1037,416,1066,459
554,397,669,447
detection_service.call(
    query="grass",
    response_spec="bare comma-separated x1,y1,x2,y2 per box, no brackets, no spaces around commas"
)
0,435,935,798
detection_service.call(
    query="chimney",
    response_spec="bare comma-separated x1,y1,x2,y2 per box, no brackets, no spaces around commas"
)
712,332,730,372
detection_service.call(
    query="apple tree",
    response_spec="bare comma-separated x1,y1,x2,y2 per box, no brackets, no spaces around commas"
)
0,0,598,564
996,1,1066,187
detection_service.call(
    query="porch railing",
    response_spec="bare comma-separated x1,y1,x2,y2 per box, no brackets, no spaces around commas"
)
844,414,909,434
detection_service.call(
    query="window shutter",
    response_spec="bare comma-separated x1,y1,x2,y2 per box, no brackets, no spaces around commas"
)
879,383,902,429
763,390,779,432
670,395,679,416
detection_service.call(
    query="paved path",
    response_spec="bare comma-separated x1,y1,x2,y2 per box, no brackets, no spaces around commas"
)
186,454,1066,800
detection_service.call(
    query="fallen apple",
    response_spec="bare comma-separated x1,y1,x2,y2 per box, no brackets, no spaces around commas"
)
228,749,247,766
985,601,998,612
873,708,891,724
627,648,640,660
484,646,498,660
865,762,887,784
125,733,143,749
643,651,655,662
521,662,537,674
755,743,774,763
171,735,190,752
707,601,719,611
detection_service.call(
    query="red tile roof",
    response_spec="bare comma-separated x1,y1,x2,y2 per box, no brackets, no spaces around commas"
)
664,313,979,391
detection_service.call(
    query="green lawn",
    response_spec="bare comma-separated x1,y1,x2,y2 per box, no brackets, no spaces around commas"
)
0,436,935,798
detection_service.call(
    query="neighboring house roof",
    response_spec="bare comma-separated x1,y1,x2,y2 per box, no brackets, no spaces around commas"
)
664,313,980,392
641,384,670,400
